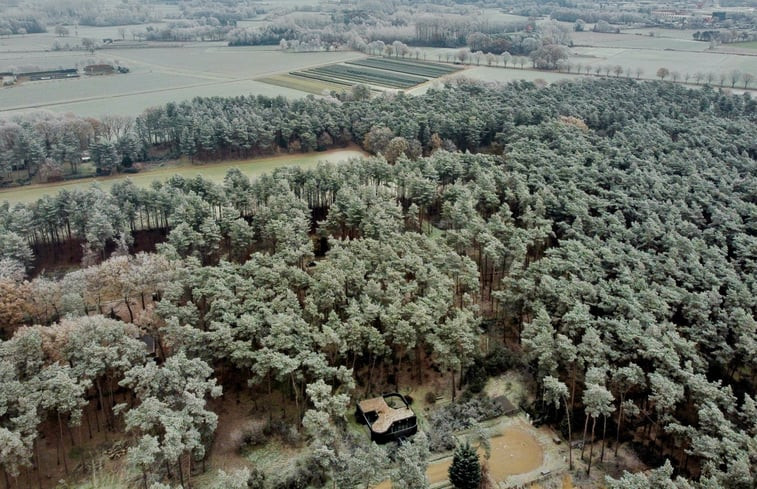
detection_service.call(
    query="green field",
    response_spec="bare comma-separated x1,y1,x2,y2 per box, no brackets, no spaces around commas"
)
0,148,367,205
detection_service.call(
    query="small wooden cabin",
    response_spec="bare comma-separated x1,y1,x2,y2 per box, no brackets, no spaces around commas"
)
356,393,417,443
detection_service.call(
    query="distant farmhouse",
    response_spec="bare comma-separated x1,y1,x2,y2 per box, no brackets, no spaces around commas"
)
1,64,129,87
356,394,417,443
84,64,115,75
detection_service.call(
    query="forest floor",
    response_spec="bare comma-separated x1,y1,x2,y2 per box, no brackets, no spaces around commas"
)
28,365,649,489
22,327,649,489
0,145,368,204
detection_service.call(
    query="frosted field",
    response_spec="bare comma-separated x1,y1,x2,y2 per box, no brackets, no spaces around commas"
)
569,47,757,77
408,66,581,94
105,45,364,79
0,23,169,52
572,30,709,51
2,13,754,119
1,43,365,116
1,79,307,117
480,10,531,24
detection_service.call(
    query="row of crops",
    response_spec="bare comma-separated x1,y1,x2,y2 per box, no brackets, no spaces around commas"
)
346,57,462,78
302,64,427,89
258,57,462,93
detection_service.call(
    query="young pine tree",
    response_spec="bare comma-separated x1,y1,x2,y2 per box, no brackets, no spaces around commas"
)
448,442,481,489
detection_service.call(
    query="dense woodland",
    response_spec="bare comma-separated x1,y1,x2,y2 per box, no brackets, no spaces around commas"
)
1,79,756,489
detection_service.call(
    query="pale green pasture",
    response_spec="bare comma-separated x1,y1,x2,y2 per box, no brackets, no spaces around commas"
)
0,148,368,205
731,41,757,50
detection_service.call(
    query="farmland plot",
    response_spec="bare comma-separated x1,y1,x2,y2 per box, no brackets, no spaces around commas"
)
105,45,364,80
266,57,463,93
569,47,757,77
305,64,427,89
257,73,355,95
1,79,307,117
1,44,366,116
572,31,708,51
346,57,462,77
425,66,581,92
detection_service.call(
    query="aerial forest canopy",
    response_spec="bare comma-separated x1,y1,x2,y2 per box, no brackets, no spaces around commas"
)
0,79,755,488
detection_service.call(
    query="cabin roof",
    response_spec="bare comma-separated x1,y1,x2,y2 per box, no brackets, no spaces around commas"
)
358,396,415,434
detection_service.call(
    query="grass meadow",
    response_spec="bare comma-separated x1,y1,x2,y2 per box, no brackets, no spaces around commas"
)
0,148,368,205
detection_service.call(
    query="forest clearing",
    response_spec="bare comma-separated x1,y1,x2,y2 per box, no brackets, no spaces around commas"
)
372,418,562,489
0,147,367,204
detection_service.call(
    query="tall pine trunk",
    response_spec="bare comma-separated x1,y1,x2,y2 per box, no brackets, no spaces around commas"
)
58,412,69,475
34,438,42,489
615,397,624,457
581,414,590,459
450,368,456,401
564,396,573,470
177,455,185,489
586,416,596,476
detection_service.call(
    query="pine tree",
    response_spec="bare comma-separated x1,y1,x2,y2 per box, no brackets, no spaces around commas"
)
448,442,481,489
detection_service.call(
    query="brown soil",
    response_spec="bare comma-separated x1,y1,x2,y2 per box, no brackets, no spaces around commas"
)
487,427,544,479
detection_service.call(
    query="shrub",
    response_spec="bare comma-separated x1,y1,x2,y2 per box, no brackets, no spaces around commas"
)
465,363,487,394
428,397,505,452
483,345,521,375
271,455,328,489
240,425,266,448
247,468,266,489
263,418,302,446
425,391,438,405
